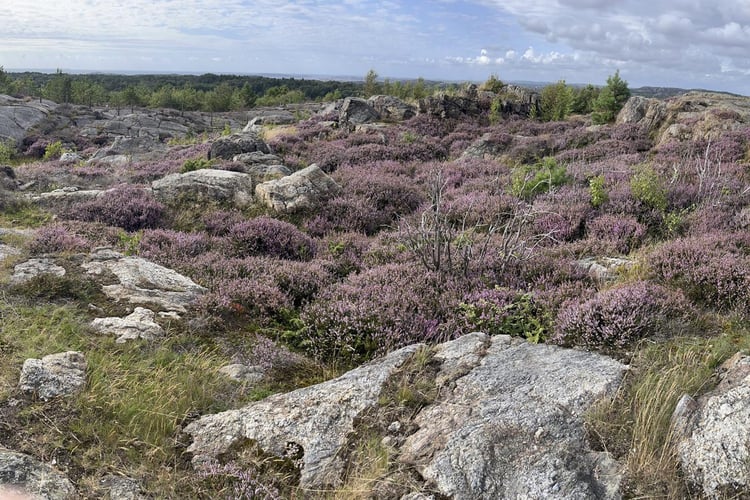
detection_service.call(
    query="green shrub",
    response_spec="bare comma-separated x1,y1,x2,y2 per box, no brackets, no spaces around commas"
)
42,140,66,161
0,140,15,163
630,164,667,211
459,289,551,343
511,157,569,199
181,157,214,173
589,174,608,208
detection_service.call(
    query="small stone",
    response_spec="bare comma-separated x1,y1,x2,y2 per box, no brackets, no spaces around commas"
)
388,421,402,433
10,258,66,285
18,351,87,400
218,364,265,384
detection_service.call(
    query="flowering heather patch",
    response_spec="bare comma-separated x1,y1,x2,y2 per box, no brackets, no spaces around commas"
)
316,231,371,278
197,275,291,322
647,232,750,311
201,210,247,236
552,281,691,349
532,186,591,243
301,263,469,364
27,225,91,254
61,184,165,231
586,214,647,254
227,217,315,261
138,229,221,270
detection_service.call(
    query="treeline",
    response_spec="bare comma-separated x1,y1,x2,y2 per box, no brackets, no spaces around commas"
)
0,68,366,111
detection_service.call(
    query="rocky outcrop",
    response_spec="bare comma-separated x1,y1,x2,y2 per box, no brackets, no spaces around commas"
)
0,95,56,145
232,151,284,166
255,164,340,213
18,351,87,401
673,353,750,498
419,92,482,120
339,97,380,128
400,333,625,499
244,112,296,127
89,135,167,164
0,448,76,499
91,307,164,343
82,248,206,314
151,169,255,208
77,109,203,141
185,344,422,489
218,364,266,384
28,186,103,208
10,258,66,285
208,132,271,160
367,95,417,122
186,333,626,496
617,92,750,146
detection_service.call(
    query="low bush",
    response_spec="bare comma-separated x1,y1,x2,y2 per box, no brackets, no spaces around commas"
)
586,214,646,254
551,281,691,349
61,184,165,231
458,288,551,342
27,225,90,254
511,156,569,199
227,217,315,261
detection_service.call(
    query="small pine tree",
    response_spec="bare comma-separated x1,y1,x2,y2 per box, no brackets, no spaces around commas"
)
540,80,573,122
363,69,379,98
592,70,630,124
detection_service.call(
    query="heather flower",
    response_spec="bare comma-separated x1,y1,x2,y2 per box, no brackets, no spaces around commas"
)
552,281,691,349
27,225,90,254
586,214,646,254
61,184,165,231
227,217,315,261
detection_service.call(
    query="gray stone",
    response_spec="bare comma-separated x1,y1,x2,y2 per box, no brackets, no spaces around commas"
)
28,186,103,207
675,352,750,498
0,244,21,262
0,448,76,499
82,248,206,313
367,95,417,122
209,132,271,160
339,97,380,127
151,168,255,208
255,164,340,213
90,307,164,343
58,152,81,164
577,257,634,283
218,364,265,384
18,351,87,401
232,151,284,166
616,96,668,134
185,344,422,489
10,258,66,285
399,335,626,499
0,95,55,145
100,475,147,500
245,113,296,127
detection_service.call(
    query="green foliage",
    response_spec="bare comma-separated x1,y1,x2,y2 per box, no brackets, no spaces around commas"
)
363,69,379,98
589,174,609,208
42,140,66,161
630,164,667,211
43,69,72,103
540,80,573,122
571,84,600,114
592,70,631,124
181,157,214,173
0,66,10,94
489,98,503,125
480,73,505,93
511,157,569,199
0,140,15,164
221,123,232,136
459,291,551,343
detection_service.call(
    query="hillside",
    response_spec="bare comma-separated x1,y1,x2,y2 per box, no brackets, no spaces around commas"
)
1,86,750,498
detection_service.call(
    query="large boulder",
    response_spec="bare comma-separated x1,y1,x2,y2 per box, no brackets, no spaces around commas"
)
185,344,422,488
616,96,668,134
255,164,340,213
151,168,255,208
338,97,380,127
186,333,626,496
673,353,750,498
0,448,76,499
367,95,417,122
208,132,271,160
82,248,206,314
399,333,625,499
18,351,87,401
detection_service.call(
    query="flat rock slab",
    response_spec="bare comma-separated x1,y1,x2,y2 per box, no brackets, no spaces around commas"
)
400,333,626,499
90,307,164,343
18,351,87,401
10,258,66,285
0,448,76,499
185,344,422,489
82,248,206,314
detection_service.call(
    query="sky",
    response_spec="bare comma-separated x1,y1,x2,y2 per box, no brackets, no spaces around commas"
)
1,0,749,94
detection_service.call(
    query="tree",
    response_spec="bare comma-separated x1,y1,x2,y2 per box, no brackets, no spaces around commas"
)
363,69,379,98
43,69,72,103
240,82,257,108
122,85,143,113
480,73,505,93
592,70,630,124
539,80,573,122
72,80,106,107
571,84,599,115
0,66,10,94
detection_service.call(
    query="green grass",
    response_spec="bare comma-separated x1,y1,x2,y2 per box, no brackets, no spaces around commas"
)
586,314,750,498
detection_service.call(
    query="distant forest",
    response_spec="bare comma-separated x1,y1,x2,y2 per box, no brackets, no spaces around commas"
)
0,68,450,113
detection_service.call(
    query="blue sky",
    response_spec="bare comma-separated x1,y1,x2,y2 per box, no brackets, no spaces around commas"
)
2,0,749,94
